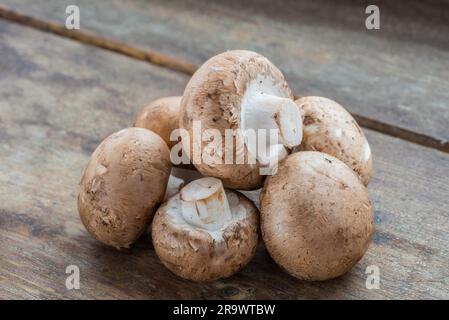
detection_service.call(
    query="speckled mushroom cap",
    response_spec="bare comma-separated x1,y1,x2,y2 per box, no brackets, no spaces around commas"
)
180,50,298,190
261,151,374,281
78,127,171,249
152,187,259,282
294,96,373,185
134,96,182,149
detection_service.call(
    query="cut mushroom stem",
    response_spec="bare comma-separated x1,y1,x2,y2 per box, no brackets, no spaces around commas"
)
180,177,232,231
242,91,302,166
243,91,302,148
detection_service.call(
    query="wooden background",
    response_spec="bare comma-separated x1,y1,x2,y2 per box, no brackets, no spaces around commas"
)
0,0,448,299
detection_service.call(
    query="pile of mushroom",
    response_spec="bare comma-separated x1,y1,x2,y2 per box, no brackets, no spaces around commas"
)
77,49,374,282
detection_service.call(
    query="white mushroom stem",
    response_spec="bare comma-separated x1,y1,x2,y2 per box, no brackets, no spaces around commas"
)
258,143,288,166
241,90,302,165
243,91,302,147
180,177,233,231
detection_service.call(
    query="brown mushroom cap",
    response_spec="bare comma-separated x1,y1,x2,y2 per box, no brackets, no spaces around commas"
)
261,151,374,281
134,96,182,149
180,50,299,190
294,96,373,185
152,187,259,282
78,127,171,249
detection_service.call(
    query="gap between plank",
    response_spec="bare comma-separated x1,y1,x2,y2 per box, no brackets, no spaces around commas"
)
1,6,448,154
0,6,197,75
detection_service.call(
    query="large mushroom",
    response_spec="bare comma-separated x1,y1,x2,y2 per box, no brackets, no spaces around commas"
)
261,151,374,281
294,96,373,185
78,128,171,249
134,96,182,149
179,50,303,190
152,177,259,281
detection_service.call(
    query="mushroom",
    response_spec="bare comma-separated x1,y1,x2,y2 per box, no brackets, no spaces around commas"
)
179,50,302,190
260,151,374,281
294,96,373,185
152,177,259,281
134,96,182,149
78,127,171,249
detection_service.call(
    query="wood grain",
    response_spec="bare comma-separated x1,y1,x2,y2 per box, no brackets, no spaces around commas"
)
0,6,197,75
0,20,449,299
0,0,448,152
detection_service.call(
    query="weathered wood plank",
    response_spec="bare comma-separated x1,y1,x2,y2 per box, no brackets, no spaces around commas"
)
1,0,448,151
1,21,449,299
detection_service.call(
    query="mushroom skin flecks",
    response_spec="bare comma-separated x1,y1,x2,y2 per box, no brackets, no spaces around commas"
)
152,177,259,282
78,128,171,249
134,96,182,149
180,50,302,190
294,96,373,185
261,151,374,281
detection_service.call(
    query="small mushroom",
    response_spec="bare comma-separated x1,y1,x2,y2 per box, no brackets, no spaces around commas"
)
152,177,259,281
294,96,373,185
261,151,374,281
78,128,171,249
180,50,302,190
134,96,182,149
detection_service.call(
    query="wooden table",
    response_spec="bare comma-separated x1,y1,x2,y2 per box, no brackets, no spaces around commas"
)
0,0,448,299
